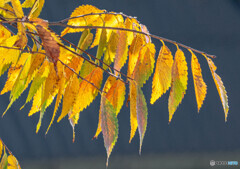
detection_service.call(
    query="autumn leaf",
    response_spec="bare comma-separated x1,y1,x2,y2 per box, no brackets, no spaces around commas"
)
190,50,207,112
132,42,156,88
168,47,188,122
100,96,118,167
136,87,148,154
61,5,104,36
94,76,125,139
114,23,129,75
128,34,145,76
71,67,103,118
22,0,45,18
129,81,137,142
35,23,60,72
205,56,229,121
58,75,80,122
8,155,21,169
0,150,8,169
103,30,119,69
151,42,173,104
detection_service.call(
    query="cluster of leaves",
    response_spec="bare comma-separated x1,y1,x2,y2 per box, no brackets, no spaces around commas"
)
0,138,21,169
0,0,229,166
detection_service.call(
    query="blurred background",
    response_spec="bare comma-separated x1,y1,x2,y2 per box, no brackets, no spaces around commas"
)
0,0,240,168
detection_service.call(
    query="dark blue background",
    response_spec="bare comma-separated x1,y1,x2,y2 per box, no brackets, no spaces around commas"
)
0,0,239,168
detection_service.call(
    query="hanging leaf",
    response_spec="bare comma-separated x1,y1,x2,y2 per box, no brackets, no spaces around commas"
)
103,31,119,69
129,81,138,142
100,96,118,167
114,23,129,75
71,67,103,118
132,42,156,88
168,47,188,122
136,87,148,154
205,56,229,121
58,75,80,122
11,0,24,18
190,50,207,112
22,0,45,19
151,43,173,104
94,76,125,138
127,34,145,76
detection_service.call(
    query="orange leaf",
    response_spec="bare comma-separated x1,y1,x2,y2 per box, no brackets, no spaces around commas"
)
151,43,173,104
190,50,207,112
168,47,188,122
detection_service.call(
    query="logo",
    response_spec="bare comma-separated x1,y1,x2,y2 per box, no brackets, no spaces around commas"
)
210,160,215,166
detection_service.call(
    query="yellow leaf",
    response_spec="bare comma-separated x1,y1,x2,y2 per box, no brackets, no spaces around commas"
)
46,76,65,134
0,140,2,158
11,0,24,18
151,43,173,104
124,18,134,45
8,155,21,169
0,36,20,70
22,0,45,18
0,25,11,44
42,63,59,105
0,3,15,18
68,111,79,143
1,53,29,95
71,67,103,118
90,13,123,49
129,81,137,143
190,50,207,112
61,5,104,36
206,56,229,121
103,31,119,69
168,47,188,122
26,60,50,103
128,34,145,76
114,23,128,75
132,43,156,88
58,75,80,122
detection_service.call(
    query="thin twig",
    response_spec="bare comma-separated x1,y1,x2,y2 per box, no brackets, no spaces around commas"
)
49,22,216,59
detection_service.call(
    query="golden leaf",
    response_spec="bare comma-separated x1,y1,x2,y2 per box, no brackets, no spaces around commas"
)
168,47,188,122
128,34,145,76
151,43,173,104
58,75,80,122
71,67,103,118
129,81,137,142
190,50,207,112
61,5,104,36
